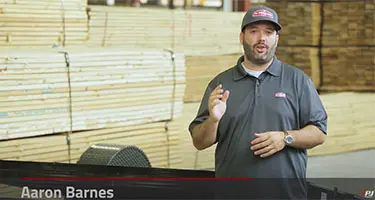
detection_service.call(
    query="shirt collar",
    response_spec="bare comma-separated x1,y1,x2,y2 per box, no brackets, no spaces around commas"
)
232,55,282,81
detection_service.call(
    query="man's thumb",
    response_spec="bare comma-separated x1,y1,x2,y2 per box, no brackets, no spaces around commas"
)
222,90,230,102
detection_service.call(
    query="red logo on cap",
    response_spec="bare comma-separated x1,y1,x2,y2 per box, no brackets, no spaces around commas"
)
253,9,274,19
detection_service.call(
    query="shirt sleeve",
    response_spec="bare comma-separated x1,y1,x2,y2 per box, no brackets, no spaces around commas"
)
299,77,328,134
188,79,217,136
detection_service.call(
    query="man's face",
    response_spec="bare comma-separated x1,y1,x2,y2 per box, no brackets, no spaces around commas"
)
240,21,279,65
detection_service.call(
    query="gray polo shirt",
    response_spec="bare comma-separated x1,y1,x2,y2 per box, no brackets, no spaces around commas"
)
189,55,328,197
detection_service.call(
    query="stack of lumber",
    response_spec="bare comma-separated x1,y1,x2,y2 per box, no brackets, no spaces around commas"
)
0,133,70,163
308,92,375,156
320,1,374,91
65,47,185,131
0,49,72,140
0,47,185,140
86,6,174,50
85,5,243,55
0,0,88,47
172,9,243,56
322,1,374,46
320,47,374,91
0,47,186,168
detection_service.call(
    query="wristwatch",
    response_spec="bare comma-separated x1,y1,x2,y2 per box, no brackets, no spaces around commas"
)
283,130,293,145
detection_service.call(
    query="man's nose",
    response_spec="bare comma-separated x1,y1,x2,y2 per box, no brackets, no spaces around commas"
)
258,31,266,41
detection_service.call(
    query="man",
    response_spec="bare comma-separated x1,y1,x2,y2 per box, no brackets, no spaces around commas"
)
188,5,328,199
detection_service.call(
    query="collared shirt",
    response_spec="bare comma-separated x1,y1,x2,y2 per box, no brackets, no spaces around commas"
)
189,55,328,199
241,62,264,78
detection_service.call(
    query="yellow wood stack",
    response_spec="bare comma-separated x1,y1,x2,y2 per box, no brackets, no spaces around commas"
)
63,47,186,131
0,133,70,163
172,9,243,56
86,6,174,50
320,47,375,91
0,49,72,140
0,47,185,139
85,5,243,55
176,92,375,170
0,47,186,168
322,1,374,46
0,0,88,47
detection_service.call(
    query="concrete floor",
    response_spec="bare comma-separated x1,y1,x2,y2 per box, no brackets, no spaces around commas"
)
306,148,375,196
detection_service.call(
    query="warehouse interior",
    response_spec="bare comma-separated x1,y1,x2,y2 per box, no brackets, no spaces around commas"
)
0,0,374,198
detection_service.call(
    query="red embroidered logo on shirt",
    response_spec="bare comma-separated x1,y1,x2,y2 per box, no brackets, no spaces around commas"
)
274,92,286,98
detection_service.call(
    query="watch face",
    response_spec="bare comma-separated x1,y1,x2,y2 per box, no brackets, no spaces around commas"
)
285,135,293,144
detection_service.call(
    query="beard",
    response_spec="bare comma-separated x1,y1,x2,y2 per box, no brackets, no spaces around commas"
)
243,40,277,65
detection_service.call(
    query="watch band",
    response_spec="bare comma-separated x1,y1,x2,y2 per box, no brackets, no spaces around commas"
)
283,130,289,136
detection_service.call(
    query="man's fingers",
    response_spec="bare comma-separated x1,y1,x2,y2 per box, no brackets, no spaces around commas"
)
260,149,276,158
253,145,273,156
210,99,221,107
209,94,223,101
250,133,268,145
250,139,271,151
222,90,230,102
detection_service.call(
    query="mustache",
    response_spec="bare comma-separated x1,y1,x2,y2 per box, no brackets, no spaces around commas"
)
253,43,269,49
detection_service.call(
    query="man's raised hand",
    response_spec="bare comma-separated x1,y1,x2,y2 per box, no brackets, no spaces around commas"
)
208,84,230,123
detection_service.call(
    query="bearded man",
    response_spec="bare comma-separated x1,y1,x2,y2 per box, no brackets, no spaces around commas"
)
188,5,328,199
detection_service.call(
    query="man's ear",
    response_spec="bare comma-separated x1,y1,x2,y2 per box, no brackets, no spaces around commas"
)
276,32,279,43
240,31,244,45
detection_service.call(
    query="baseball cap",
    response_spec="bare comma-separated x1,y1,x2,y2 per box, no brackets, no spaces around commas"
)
241,5,282,32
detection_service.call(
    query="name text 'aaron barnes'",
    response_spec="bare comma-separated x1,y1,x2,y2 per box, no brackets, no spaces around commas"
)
21,186,114,199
